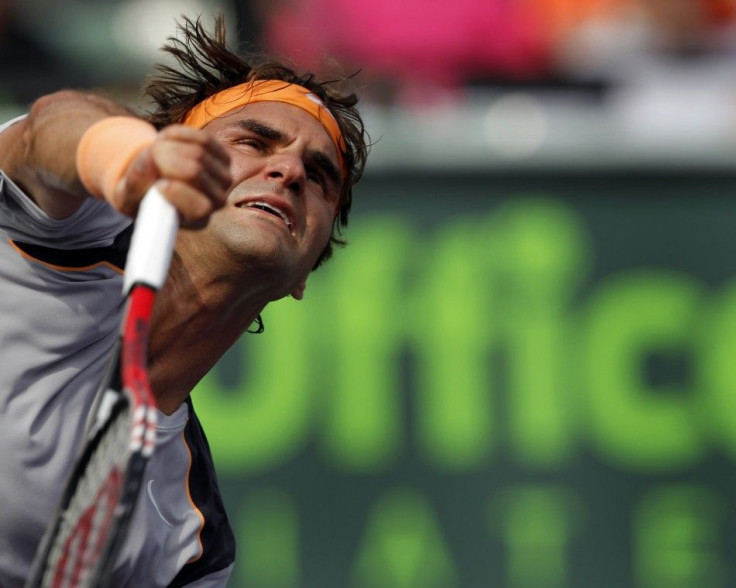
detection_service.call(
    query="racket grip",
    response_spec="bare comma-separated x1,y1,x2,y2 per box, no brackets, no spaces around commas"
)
123,186,179,293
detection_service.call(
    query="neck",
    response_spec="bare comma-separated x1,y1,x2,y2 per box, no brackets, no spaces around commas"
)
146,244,269,414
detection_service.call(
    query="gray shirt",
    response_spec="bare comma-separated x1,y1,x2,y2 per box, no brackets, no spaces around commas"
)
0,117,234,586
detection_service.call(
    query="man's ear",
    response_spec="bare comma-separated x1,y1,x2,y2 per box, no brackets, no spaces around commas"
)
291,280,306,300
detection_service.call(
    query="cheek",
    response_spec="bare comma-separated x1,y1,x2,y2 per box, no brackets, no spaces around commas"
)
226,150,262,181
318,204,338,238
229,164,256,185
306,206,336,250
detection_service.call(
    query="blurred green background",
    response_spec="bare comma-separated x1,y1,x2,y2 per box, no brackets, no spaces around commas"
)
2,0,736,586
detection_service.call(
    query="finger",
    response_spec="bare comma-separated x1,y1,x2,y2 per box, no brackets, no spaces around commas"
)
156,179,219,229
110,147,159,216
158,125,231,167
154,126,232,192
151,141,232,205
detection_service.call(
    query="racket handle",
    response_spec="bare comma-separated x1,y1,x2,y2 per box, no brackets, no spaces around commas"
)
123,186,179,293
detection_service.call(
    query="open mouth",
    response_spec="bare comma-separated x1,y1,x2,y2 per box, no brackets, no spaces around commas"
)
239,201,292,229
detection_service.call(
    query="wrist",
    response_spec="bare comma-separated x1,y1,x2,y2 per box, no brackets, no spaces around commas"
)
76,116,157,201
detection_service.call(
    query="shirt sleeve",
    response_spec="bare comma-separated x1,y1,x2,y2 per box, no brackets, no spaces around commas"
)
0,115,132,249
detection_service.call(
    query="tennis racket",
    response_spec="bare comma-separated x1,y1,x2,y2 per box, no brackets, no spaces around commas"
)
25,187,178,588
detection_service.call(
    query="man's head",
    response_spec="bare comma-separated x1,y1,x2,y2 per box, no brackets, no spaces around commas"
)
144,16,368,269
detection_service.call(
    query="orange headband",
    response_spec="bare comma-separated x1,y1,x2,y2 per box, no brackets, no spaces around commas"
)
184,80,346,176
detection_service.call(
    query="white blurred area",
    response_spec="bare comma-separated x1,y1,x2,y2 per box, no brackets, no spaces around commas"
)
0,0,735,171
2,0,236,79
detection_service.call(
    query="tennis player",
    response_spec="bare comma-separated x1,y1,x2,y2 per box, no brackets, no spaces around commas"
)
0,15,367,587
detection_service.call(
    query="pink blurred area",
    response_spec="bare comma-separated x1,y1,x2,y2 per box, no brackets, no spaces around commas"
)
264,0,551,96
262,0,736,102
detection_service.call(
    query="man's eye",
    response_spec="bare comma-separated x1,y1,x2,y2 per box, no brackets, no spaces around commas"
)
307,170,326,190
237,137,265,150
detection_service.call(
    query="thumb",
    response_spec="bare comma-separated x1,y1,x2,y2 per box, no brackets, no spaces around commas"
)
110,146,159,217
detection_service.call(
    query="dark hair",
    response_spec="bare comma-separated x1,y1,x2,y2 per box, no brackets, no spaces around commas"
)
143,15,369,268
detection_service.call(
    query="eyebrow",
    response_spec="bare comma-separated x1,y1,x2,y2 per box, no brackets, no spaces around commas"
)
232,118,284,142
231,118,342,186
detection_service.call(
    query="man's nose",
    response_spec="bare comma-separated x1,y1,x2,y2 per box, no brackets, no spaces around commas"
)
264,153,306,195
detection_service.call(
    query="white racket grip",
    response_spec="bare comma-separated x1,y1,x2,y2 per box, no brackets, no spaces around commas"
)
123,186,179,293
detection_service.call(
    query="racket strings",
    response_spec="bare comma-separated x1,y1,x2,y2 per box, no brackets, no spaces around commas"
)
43,404,131,588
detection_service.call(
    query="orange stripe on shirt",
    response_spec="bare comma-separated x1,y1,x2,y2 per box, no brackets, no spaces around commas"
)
8,239,125,275
181,429,206,564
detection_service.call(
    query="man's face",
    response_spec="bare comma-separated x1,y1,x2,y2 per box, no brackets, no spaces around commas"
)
192,101,342,300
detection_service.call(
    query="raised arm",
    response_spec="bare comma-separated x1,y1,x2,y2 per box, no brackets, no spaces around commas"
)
0,90,231,225
0,91,131,218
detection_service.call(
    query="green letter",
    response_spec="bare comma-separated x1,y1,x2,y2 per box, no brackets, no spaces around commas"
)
490,485,584,588
320,218,413,473
633,485,724,588
352,487,458,588
236,488,300,588
193,295,316,474
411,219,496,471
583,272,705,471
697,282,736,457
496,199,589,468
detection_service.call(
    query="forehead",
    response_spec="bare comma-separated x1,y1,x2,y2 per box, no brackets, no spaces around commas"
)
213,101,339,161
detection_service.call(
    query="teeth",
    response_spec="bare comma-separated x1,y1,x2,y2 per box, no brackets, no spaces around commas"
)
244,201,291,228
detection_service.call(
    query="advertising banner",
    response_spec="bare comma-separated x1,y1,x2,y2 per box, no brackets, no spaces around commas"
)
194,169,736,588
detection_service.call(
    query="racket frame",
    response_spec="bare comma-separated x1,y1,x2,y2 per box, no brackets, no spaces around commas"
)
25,188,177,587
